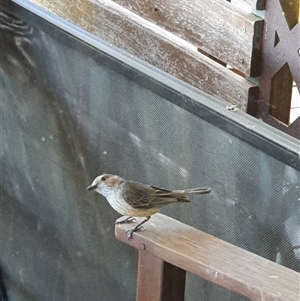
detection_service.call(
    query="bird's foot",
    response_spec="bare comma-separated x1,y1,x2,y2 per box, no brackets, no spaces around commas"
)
115,216,136,225
126,225,144,239
125,216,150,239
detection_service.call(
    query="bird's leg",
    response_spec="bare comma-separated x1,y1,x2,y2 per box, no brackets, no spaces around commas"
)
126,216,151,239
115,216,136,225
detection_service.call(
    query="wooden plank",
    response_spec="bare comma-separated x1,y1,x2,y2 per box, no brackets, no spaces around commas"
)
112,0,263,76
160,261,186,301
136,251,186,301
232,0,266,10
270,63,293,125
115,214,300,301
29,0,258,110
136,252,164,301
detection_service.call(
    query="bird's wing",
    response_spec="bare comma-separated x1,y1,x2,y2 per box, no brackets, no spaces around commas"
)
150,185,173,194
122,181,156,209
123,181,184,209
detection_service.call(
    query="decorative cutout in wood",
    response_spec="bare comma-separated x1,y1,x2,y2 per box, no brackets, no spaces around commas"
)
257,0,300,138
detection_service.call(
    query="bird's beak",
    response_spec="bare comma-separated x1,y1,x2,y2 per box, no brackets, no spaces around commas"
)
86,184,97,191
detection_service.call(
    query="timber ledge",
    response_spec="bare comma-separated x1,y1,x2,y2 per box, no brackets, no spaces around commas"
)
115,213,299,301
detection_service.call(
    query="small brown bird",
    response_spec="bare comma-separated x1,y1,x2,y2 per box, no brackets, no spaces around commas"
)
87,174,211,238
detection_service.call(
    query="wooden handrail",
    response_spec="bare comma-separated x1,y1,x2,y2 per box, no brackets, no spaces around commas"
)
115,213,299,301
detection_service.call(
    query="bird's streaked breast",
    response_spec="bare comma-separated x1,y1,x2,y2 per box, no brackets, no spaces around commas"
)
105,194,160,217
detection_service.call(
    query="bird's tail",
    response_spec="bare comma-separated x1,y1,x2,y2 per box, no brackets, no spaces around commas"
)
182,187,211,194
173,187,211,203
150,186,211,204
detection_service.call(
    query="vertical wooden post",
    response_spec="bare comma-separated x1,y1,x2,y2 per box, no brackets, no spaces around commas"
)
136,251,186,301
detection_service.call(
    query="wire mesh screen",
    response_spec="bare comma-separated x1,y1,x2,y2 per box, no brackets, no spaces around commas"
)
1,2,299,301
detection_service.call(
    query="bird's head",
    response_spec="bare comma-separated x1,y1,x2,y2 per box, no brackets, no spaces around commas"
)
86,174,123,197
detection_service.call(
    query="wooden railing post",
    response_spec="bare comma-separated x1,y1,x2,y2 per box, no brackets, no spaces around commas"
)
115,213,299,301
136,251,185,301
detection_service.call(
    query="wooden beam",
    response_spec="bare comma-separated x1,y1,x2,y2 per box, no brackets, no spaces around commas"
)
233,0,266,10
136,251,186,301
270,63,293,124
112,0,263,76
29,0,258,110
115,213,299,301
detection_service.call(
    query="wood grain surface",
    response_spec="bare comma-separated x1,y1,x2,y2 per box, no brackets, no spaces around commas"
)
115,213,299,301
29,0,258,110
235,0,266,10
112,0,263,76
136,252,186,301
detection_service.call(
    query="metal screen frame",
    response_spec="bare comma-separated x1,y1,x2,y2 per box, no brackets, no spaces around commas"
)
4,0,300,172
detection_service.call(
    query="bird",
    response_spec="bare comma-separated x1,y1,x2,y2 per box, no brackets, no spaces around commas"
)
87,174,211,238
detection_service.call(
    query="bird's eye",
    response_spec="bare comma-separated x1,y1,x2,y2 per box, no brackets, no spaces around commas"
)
101,176,106,181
